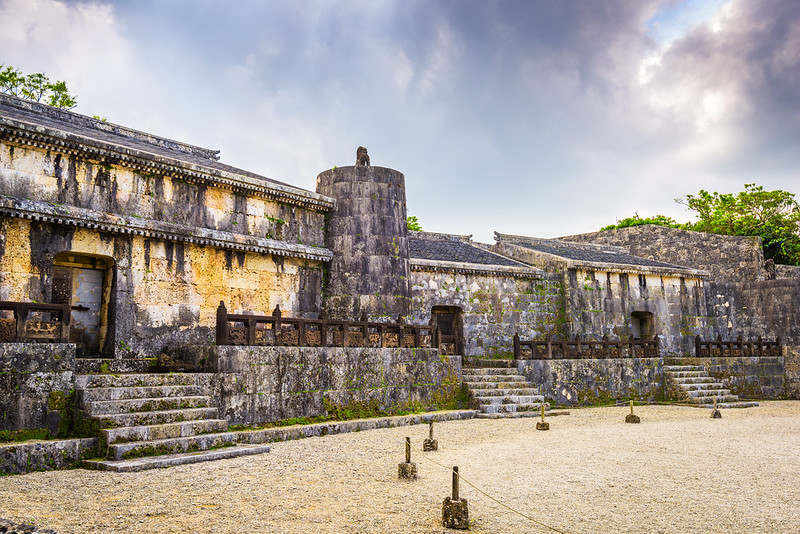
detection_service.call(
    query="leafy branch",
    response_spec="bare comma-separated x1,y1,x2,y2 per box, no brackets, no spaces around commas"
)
1,64,78,109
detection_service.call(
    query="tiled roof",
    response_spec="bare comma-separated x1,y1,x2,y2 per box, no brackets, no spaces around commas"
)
515,241,685,269
0,94,296,189
409,235,524,267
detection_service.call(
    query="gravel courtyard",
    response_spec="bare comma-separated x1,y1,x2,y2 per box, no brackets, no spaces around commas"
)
2,401,799,533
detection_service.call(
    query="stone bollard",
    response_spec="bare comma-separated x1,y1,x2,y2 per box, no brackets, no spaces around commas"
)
398,437,417,480
536,403,550,431
711,398,722,419
625,400,641,424
423,421,439,452
442,466,469,529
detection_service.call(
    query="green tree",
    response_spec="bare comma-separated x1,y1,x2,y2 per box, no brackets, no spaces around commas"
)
678,184,800,266
1,65,77,109
601,213,681,231
407,216,423,231
601,184,800,265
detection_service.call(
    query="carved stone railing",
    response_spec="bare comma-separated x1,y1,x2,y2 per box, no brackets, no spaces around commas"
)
513,334,660,360
215,302,439,349
0,301,71,343
695,335,781,357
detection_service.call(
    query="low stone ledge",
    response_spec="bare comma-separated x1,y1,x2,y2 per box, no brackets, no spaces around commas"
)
233,410,477,444
0,437,98,475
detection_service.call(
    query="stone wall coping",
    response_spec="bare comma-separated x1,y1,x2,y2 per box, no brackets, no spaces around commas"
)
410,257,545,279
409,230,473,242
494,231,629,254
500,240,709,279
0,97,335,212
0,196,333,262
559,224,764,246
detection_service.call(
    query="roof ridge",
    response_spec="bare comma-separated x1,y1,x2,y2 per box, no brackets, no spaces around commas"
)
0,92,220,161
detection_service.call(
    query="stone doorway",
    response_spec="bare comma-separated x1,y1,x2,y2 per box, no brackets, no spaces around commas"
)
630,311,655,340
432,306,463,355
52,253,114,356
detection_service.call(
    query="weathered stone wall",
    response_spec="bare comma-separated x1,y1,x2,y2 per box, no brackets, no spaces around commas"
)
561,225,764,283
409,268,563,357
316,165,410,320
775,264,800,280
706,278,800,398
518,358,664,406
0,218,324,356
0,140,328,247
0,122,334,356
0,343,75,433
196,346,461,425
567,269,709,355
0,437,98,475
493,240,711,355
667,356,785,399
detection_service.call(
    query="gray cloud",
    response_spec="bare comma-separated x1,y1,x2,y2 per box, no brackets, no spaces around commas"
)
4,0,798,240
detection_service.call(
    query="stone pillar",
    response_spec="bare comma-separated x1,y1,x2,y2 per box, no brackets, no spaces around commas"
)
316,163,410,320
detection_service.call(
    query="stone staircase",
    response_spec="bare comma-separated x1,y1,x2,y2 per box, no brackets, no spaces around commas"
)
76,372,270,471
462,366,548,419
663,364,759,408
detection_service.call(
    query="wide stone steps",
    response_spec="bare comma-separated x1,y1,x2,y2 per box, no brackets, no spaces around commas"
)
462,368,522,376
462,367,549,418
80,385,201,402
474,395,545,406
107,431,244,461
83,444,272,472
469,387,539,396
463,373,528,381
671,376,718,384
664,362,758,409
82,395,213,416
465,381,529,390
93,407,221,429
76,371,271,470
76,373,202,388
103,419,229,444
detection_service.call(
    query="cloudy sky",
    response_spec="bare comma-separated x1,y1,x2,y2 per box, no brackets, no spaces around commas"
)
2,0,798,242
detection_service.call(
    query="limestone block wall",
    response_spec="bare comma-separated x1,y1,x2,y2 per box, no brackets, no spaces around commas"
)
776,264,800,280
0,218,324,356
0,114,333,357
707,279,800,398
561,225,764,284
409,268,563,358
567,269,710,355
518,358,664,406
0,343,75,433
194,346,461,425
316,165,410,320
674,356,785,399
0,139,328,248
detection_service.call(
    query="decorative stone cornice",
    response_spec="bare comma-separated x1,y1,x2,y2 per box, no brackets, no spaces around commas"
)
410,258,544,279
0,102,335,212
0,196,333,263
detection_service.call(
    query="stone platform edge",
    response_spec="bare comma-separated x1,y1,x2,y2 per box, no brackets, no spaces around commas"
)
1,410,476,475
0,437,99,475
233,409,478,444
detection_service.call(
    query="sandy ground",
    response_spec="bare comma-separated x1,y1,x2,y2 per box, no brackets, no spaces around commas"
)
1,401,799,534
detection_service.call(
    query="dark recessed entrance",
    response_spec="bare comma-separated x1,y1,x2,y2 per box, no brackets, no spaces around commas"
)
630,311,655,340
52,252,114,357
431,306,463,355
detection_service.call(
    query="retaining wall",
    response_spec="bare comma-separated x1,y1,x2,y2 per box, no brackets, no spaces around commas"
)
517,358,664,406
194,346,462,425
0,343,75,434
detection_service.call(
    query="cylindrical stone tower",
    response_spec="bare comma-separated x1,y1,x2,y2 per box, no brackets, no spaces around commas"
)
316,158,410,320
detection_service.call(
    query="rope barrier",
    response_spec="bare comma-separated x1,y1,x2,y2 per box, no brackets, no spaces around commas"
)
417,453,571,534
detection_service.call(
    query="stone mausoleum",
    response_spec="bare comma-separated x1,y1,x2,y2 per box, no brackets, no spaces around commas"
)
1,93,797,471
